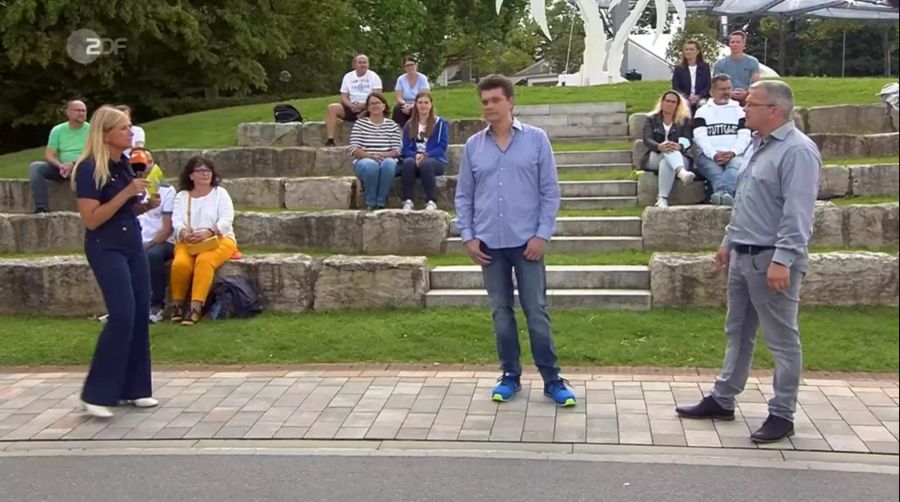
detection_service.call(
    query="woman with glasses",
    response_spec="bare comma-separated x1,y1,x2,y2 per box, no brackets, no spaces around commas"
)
71,106,157,418
169,157,237,326
640,90,696,208
349,92,402,209
392,55,430,127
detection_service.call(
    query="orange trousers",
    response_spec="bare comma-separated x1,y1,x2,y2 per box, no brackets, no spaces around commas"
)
169,237,237,304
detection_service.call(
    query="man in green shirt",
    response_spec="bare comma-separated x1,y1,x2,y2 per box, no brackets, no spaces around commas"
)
28,99,90,212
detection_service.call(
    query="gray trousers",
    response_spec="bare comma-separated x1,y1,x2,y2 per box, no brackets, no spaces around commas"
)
711,248,804,422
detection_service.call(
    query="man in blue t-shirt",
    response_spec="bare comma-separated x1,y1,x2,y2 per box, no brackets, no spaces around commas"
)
713,31,761,105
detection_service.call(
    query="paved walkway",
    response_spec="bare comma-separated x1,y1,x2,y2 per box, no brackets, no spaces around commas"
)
1,368,897,455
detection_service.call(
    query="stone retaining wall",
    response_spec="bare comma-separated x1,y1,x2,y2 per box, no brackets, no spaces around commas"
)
0,254,428,315
238,120,486,147
0,210,451,255
650,251,899,308
641,203,898,251
153,146,466,179
630,151,897,206
628,104,897,138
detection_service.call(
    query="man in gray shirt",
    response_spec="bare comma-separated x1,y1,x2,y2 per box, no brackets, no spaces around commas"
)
713,30,761,104
676,80,821,444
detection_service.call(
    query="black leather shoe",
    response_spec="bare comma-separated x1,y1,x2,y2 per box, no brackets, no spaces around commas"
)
675,395,735,421
750,415,794,443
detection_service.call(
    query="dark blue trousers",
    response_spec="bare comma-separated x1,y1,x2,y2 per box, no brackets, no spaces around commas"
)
82,239,153,406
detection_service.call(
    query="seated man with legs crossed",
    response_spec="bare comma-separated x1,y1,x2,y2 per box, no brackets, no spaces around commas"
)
693,74,751,206
28,99,89,213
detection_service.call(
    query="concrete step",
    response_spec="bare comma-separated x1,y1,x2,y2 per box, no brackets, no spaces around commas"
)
559,180,636,197
430,265,650,289
552,136,632,144
516,103,627,116
425,289,651,310
556,163,635,174
560,196,638,210
554,150,632,165
444,236,643,254
544,124,629,139
526,114,627,128
449,217,642,237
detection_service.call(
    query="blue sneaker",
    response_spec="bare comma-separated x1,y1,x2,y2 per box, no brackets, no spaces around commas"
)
544,379,576,407
491,374,521,402
710,192,723,205
721,193,734,206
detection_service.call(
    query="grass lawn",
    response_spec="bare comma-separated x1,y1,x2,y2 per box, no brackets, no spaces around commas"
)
553,141,633,152
0,77,894,179
0,307,895,371
824,156,899,165
832,195,899,206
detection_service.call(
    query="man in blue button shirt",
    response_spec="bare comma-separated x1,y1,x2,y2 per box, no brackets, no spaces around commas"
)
455,74,576,407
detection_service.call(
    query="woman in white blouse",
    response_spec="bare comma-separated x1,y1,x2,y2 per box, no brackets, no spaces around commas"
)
169,157,236,325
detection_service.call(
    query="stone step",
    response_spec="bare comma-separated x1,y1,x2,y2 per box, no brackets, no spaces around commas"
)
525,114,626,128
0,254,431,315
449,217,642,237
0,210,453,256
556,163,635,174
554,150,632,165
560,196,638,210
430,265,650,290
443,236,643,254
559,180,636,197
516,102,627,116
425,288,651,310
552,136,632,144
543,124,630,139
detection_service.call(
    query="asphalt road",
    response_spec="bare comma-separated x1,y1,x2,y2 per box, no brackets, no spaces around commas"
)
1,454,897,502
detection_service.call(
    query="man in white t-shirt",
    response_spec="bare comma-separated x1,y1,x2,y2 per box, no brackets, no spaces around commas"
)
325,54,382,146
131,149,175,322
115,105,146,157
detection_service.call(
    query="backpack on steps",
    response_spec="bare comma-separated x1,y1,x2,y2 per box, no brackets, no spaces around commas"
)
273,103,303,123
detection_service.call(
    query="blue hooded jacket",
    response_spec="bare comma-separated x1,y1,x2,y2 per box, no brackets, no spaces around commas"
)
401,116,449,164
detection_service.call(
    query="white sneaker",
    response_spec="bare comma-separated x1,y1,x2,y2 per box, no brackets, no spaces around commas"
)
424,200,437,211
97,314,109,324
81,400,114,418
130,397,159,408
655,197,669,208
148,307,164,324
401,199,414,212
676,168,696,185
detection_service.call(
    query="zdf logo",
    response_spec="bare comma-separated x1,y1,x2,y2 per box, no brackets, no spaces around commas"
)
66,29,126,65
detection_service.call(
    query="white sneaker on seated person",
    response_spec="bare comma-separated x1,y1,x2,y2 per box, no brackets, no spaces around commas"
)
655,197,669,208
402,199,414,211
675,167,695,185
424,200,437,211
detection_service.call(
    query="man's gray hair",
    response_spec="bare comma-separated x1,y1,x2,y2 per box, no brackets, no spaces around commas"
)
751,80,794,119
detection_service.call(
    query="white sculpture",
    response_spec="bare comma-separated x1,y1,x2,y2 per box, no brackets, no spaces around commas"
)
496,0,686,86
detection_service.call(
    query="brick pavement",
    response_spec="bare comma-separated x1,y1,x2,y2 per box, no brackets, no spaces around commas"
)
1,369,897,454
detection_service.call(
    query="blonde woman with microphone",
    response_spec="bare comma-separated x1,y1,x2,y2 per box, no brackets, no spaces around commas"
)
72,106,157,418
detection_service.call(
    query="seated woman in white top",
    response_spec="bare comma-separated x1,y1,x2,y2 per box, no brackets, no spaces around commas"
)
392,55,429,127
169,157,237,326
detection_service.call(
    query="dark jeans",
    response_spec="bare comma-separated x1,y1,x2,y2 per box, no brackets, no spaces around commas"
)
481,244,560,383
82,239,152,406
146,242,175,309
391,104,411,128
399,157,446,202
28,161,65,211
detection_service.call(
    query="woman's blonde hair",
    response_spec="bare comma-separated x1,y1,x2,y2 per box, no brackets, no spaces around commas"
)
71,106,130,189
652,90,692,126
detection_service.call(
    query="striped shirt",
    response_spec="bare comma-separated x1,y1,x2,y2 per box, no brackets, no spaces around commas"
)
347,117,402,157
